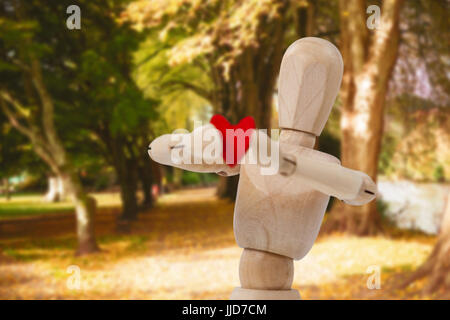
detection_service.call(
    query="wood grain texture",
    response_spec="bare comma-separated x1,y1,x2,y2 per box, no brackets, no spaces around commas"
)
279,129,316,148
230,288,300,300
148,124,241,176
239,248,293,290
147,37,376,299
234,143,340,260
278,37,343,135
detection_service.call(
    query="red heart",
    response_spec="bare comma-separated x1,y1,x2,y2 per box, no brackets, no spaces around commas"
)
210,114,255,167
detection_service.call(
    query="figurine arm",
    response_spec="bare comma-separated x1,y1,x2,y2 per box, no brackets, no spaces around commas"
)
281,153,377,206
148,125,241,176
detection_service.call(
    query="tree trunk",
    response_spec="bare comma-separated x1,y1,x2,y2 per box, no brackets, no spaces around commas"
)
120,178,138,220
400,193,450,296
151,160,163,196
141,177,152,208
135,131,155,209
57,175,68,200
138,157,153,210
44,175,68,203
324,0,404,235
44,176,60,202
31,56,100,252
116,158,139,222
216,175,240,201
115,157,139,233
62,170,100,255
102,133,140,224
213,0,288,199
3,178,10,200
295,0,315,38
1,57,100,255
172,168,183,189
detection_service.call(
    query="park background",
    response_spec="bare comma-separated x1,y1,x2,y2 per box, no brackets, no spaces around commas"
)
0,0,449,299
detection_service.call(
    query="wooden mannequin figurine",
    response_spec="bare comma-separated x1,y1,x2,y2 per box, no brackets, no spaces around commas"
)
148,37,377,300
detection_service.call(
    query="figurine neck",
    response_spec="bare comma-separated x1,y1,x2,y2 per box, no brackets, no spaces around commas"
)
280,128,316,149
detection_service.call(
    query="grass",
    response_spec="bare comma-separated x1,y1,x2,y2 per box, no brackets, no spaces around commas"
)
0,192,122,219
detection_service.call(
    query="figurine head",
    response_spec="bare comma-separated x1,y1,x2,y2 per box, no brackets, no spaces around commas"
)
278,37,343,136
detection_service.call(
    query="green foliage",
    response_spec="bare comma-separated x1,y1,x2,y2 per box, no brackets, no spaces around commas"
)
318,131,340,160
124,0,285,77
181,171,201,185
375,198,399,229
376,198,389,219
318,99,341,160
134,34,211,134
0,116,45,180
378,134,397,176
0,1,160,188
433,165,445,182
126,0,292,131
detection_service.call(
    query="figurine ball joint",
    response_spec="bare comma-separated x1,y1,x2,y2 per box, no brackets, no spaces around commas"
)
148,37,377,300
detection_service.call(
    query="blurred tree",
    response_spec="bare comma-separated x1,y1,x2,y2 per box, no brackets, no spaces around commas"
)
123,0,291,199
381,96,450,182
134,38,213,193
0,1,157,250
0,114,39,199
393,0,450,289
401,194,450,295
323,0,404,235
0,118,19,200
45,1,159,222
380,0,449,182
389,0,449,106
70,25,158,221
0,16,100,255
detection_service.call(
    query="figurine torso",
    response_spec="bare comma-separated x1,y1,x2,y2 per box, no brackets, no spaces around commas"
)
234,143,340,260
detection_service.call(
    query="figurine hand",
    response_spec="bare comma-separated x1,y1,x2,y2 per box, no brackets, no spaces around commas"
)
148,124,241,176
